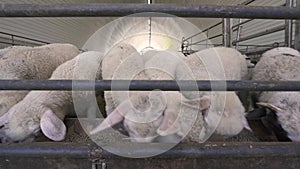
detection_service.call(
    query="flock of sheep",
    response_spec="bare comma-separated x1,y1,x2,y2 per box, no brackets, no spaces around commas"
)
0,42,299,143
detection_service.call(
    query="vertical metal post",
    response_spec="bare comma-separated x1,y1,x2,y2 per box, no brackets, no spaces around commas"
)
11,35,14,45
206,31,209,47
223,18,232,47
295,0,300,50
235,19,243,49
285,0,293,47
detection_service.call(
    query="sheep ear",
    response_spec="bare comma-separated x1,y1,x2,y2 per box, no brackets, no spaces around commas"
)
89,100,130,135
0,113,8,126
182,95,211,110
40,109,66,141
157,109,180,136
257,102,285,116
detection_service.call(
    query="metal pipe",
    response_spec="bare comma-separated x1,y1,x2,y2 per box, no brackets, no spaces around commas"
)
96,142,300,159
295,0,300,51
1,4,300,19
223,18,232,47
241,0,256,5
0,31,49,44
232,25,285,44
235,19,242,49
189,34,223,46
1,142,300,160
184,22,222,41
0,80,300,91
0,142,89,158
285,0,294,47
232,19,253,29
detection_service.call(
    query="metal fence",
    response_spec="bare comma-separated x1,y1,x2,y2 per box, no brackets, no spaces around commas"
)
0,2,300,169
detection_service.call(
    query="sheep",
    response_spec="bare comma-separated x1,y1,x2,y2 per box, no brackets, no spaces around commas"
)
250,48,300,142
0,43,80,118
0,45,29,59
118,50,188,142
162,47,248,142
262,47,300,58
91,48,247,142
91,42,169,142
0,51,103,142
92,47,248,143
101,42,142,114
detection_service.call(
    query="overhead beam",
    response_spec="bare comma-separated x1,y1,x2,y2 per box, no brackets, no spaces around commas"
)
0,4,300,19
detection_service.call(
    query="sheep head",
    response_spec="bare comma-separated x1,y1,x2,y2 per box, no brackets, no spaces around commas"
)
0,103,66,143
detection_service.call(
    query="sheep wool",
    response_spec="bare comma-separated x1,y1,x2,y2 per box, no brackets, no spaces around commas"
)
0,51,103,142
0,43,80,117
252,48,300,141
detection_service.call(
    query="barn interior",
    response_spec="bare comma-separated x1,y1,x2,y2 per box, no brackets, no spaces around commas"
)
0,0,300,169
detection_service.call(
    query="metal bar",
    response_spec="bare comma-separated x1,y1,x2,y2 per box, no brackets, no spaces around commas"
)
232,19,253,29
241,0,256,5
285,0,294,47
182,0,255,42
295,0,300,51
232,25,285,44
223,18,232,47
0,142,89,158
1,4,300,19
0,41,24,46
0,31,49,44
184,22,222,41
235,19,242,49
189,34,223,46
1,142,300,159
95,142,300,159
0,80,300,91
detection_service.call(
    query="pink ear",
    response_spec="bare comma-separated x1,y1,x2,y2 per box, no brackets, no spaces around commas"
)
40,109,66,141
156,109,180,136
90,100,130,135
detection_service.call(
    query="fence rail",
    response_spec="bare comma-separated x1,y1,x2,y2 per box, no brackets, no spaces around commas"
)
0,4,300,19
0,80,299,91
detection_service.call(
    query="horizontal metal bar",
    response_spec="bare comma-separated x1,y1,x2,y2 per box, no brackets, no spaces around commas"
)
232,19,253,29
183,0,255,43
242,47,274,55
0,4,300,19
0,142,89,158
1,142,300,159
0,41,23,46
97,142,300,159
184,22,222,41
241,0,256,5
189,34,223,46
0,80,300,91
0,31,49,44
232,25,285,44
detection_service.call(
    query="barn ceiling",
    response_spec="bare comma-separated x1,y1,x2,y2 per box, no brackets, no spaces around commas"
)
0,0,286,50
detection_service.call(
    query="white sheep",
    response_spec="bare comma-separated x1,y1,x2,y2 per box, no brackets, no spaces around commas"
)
101,42,143,114
251,48,300,142
0,45,29,59
163,47,248,142
92,47,248,143
121,50,187,142
0,51,103,142
91,43,169,142
0,43,80,118
262,47,300,58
